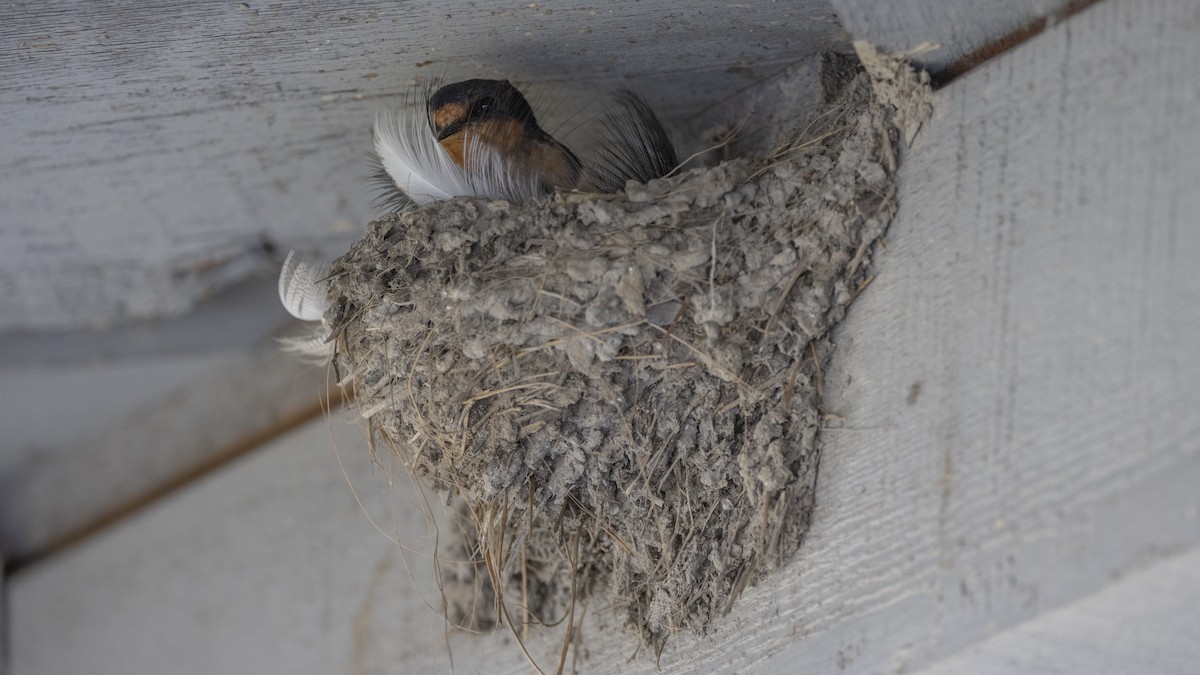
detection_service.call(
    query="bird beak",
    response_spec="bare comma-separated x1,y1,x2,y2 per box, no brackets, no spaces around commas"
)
434,120,463,142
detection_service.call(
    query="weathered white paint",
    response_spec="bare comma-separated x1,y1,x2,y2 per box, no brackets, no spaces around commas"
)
9,0,1200,672
0,276,333,563
0,344,336,563
830,0,1079,73
914,546,1200,674
0,0,841,333
10,415,540,675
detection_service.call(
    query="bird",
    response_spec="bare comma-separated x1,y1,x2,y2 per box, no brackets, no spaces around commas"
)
426,78,583,195
373,78,679,208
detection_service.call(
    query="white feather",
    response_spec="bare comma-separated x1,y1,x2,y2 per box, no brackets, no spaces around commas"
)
374,110,463,204
276,324,334,364
374,109,548,204
278,250,333,362
278,249,330,322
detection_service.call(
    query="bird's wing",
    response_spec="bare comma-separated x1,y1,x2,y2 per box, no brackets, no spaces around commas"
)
576,90,680,194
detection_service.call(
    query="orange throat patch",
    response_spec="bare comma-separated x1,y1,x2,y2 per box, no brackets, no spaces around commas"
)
437,118,526,169
437,119,578,189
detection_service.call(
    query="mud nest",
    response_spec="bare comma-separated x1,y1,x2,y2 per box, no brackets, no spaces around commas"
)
325,61,928,655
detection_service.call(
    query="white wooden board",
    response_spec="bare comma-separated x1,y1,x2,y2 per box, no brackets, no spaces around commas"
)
0,276,320,563
830,0,1079,73
10,414,539,675
914,546,1200,674
0,343,336,565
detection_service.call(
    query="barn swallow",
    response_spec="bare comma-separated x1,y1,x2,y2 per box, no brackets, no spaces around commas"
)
373,78,678,208
427,79,583,195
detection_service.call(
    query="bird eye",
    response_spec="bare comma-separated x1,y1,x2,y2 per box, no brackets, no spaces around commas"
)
474,97,495,115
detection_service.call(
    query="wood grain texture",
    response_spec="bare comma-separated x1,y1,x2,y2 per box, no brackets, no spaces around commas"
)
0,344,341,567
9,0,1200,672
829,0,1080,73
11,417,539,675
0,0,841,332
0,276,325,565
915,546,1200,674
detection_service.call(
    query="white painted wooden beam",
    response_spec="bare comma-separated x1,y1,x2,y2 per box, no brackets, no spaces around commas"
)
914,546,1200,675
0,345,339,566
11,416,532,675
829,0,1084,74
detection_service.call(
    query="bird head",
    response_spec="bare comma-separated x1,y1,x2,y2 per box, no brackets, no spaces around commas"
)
426,79,539,143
